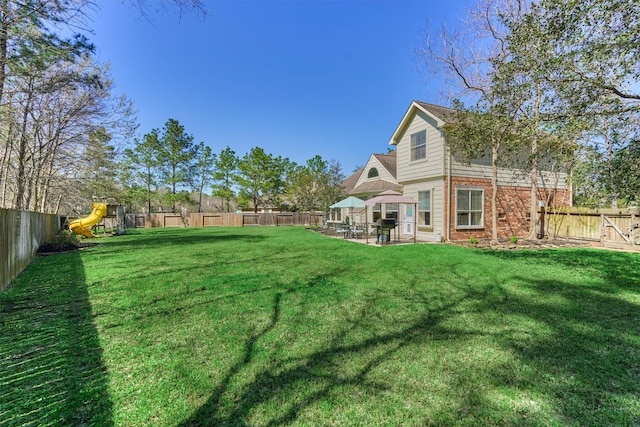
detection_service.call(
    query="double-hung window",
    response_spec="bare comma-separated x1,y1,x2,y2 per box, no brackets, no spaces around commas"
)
456,188,484,228
418,190,431,226
410,130,426,161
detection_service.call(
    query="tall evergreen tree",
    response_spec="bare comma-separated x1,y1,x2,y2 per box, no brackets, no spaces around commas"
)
235,147,289,213
123,131,161,214
155,118,199,212
194,142,215,212
211,146,239,212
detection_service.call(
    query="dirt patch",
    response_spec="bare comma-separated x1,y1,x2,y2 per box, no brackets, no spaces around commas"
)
449,237,602,250
308,227,639,251
37,242,99,255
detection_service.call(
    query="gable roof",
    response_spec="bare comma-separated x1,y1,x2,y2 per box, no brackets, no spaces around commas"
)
348,179,402,195
414,101,456,122
341,151,401,196
372,151,396,178
388,100,456,145
342,167,364,194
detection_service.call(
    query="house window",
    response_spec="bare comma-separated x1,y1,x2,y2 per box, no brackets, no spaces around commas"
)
418,191,431,226
368,168,379,178
385,203,398,220
411,130,426,161
456,188,484,228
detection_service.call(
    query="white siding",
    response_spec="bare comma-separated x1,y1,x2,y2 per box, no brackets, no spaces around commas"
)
354,155,396,189
396,111,445,183
451,157,568,188
402,179,445,242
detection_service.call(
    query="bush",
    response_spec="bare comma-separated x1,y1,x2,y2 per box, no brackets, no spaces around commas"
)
40,230,79,252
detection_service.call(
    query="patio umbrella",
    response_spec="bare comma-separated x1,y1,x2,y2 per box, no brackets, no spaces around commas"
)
330,196,365,224
330,196,366,209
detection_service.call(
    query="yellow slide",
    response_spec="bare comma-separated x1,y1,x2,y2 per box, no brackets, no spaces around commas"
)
69,203,107,238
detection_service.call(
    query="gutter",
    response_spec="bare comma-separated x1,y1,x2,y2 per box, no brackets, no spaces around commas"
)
446,148,452,242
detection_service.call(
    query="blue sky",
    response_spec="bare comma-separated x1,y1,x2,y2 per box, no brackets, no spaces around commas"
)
88,0,469,174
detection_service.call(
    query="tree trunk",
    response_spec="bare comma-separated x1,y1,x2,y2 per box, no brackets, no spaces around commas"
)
14,82,34,210
0,119,12,207
0,4,9,104
528,82,542,239
604,122,618,208
491,141,499,245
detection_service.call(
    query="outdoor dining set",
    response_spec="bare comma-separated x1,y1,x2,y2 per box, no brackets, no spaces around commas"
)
335,223,367,239
329,191,417,245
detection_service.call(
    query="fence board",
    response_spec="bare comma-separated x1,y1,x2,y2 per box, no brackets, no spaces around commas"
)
243,214,260,226
123,212,324,228
544,207,639,249
1,209,60,291
277,214,293,226
203,215,222,227
163,216,183,227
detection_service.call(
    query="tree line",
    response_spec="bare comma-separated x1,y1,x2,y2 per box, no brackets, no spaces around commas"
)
120,118,345,214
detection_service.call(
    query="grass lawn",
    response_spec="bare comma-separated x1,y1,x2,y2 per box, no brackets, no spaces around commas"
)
1,226,640,426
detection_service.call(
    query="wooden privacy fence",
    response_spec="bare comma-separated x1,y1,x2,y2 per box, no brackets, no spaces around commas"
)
1,209,60,291
125,212,324,229
544,207,639,250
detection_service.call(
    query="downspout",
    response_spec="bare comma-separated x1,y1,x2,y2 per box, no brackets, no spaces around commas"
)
413,203,418,245
446,147,452,242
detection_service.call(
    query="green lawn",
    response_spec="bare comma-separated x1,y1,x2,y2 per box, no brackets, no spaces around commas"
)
1,226,639,426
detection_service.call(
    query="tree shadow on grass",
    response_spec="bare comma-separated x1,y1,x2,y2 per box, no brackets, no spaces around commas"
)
0,251,113,426
177,247,640,426
440,248,640,424
488,276,640,424
177,275,473,427
480,247,640,292
99,228,268,251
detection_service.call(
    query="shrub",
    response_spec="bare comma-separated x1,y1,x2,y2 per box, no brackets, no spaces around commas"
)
42,230,79,252
510,236,519,244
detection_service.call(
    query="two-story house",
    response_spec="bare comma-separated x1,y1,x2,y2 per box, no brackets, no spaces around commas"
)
343,101,571,242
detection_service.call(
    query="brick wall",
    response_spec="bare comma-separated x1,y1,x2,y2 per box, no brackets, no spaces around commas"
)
445,176,570,241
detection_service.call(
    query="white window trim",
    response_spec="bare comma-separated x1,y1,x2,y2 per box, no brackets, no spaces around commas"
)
410,130,427,162
455,186,484,230
418,190,432,227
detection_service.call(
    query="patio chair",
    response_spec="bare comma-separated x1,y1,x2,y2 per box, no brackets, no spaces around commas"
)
335,223,350,238
351,224,365,239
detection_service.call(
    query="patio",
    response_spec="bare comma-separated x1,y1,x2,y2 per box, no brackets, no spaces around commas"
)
328,191,420,245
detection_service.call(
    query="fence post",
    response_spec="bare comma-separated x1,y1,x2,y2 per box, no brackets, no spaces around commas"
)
632,211,637,246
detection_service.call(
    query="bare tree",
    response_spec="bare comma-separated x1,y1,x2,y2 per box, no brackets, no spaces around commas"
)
419,0,527,244
1,57,134,213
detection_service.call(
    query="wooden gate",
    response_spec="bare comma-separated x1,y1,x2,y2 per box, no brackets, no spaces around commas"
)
545,207,639,250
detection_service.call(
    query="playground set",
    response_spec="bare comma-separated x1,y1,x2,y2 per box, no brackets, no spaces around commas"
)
68,203,126,237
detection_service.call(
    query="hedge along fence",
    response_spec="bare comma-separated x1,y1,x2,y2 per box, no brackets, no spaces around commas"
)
125,212,324,229
1,209,60,291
